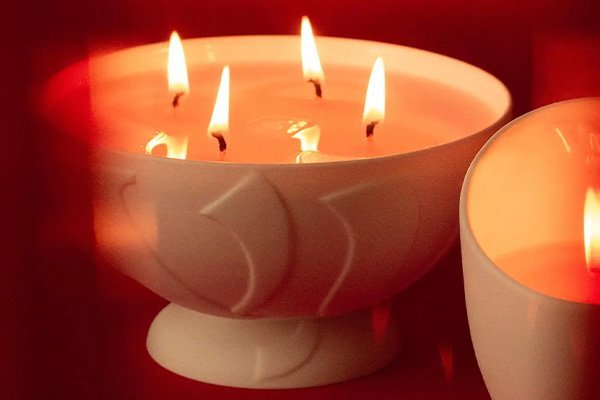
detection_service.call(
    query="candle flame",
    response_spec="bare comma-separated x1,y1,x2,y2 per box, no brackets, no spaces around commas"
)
145,131,188,159
208,66,230,137
301,16,324,85
584,187,600,274
292,125,321,152
168,31,189,95
362,57,386,125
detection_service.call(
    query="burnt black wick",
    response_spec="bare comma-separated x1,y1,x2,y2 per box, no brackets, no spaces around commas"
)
211,132,227,152
172,92,185,108
366,121,379,138
308,79,322,98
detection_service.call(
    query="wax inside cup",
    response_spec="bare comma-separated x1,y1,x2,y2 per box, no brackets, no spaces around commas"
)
495,243,600,304
91,64,496,163
95,67,496,163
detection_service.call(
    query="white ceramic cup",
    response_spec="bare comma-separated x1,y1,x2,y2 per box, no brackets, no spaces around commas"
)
461,98,600,400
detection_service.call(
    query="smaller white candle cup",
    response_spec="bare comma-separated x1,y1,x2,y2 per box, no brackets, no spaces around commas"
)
461,98,600,400
43,35,510,388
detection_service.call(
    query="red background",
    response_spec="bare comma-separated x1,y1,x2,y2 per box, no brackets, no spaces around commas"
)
2,1,600,398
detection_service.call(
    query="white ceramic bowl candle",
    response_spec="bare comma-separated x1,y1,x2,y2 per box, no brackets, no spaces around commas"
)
43,34,510,388
461,98,600,400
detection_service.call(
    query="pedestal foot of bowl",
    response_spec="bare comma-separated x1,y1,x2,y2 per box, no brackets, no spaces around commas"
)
146,303,401,388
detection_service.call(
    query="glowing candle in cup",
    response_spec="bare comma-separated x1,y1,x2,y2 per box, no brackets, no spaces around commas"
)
491,190,600,304
461,98,600,400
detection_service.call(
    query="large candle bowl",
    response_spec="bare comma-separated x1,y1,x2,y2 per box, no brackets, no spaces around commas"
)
461,98,600,400
43,36,510,388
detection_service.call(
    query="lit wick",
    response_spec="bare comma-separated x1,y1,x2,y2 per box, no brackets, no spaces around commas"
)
301,16,325,99
362,57,386,139
168,31,189,109
208,66,230,154
172,92,185,108
366,121,379,138
211,132,227,152
309,79,323,98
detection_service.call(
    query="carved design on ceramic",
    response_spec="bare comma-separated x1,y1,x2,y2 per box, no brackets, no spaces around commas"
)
318,178,420,315
199,174,292,315
254,319,320,382
111,172,234,315
117,172,292,316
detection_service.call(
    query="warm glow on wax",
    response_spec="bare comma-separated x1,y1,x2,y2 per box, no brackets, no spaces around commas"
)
362,57,386,125
145,131,188,159
168,31,189,96
292,125,320,152
584,187,600,273
301,17,324,86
